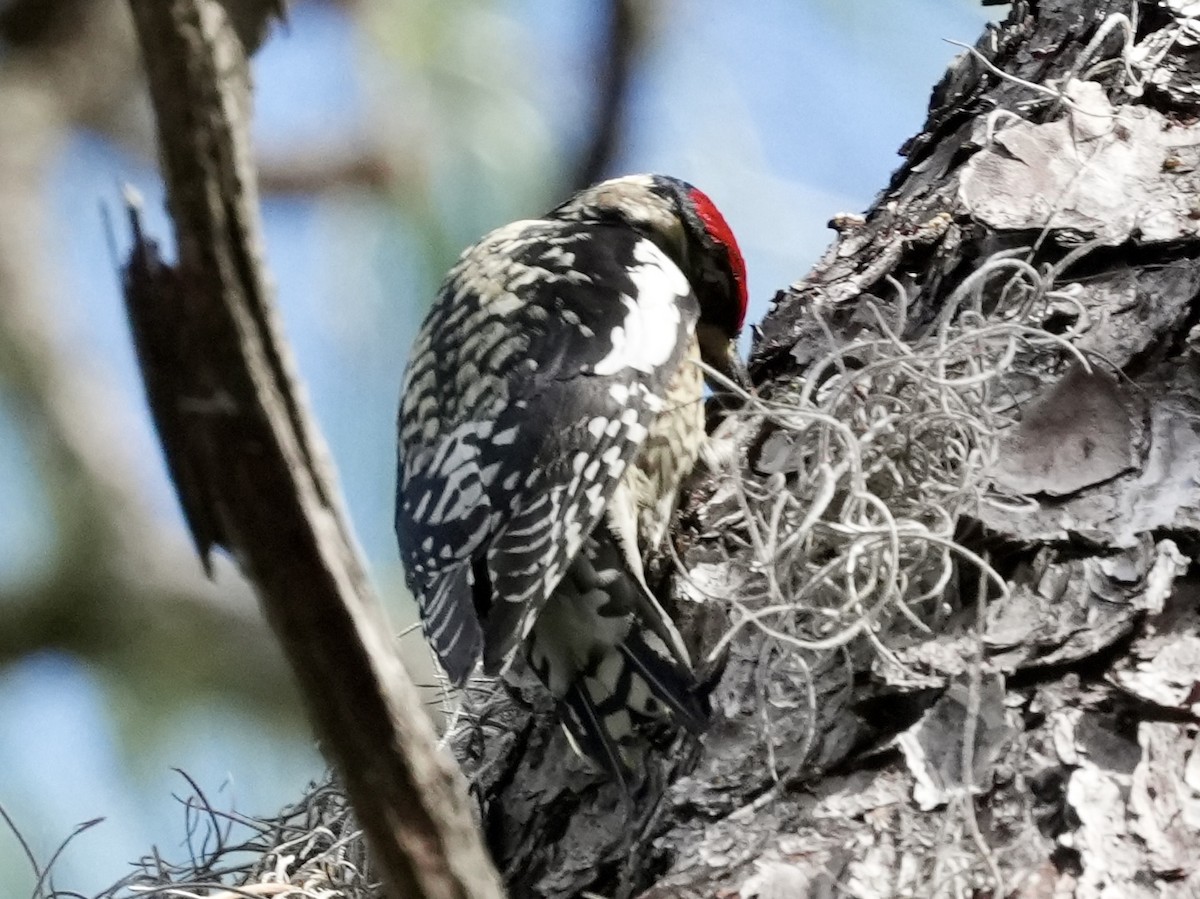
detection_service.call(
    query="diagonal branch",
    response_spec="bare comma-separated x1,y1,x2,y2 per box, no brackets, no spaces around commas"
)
120,2,504,897
0,0,297,712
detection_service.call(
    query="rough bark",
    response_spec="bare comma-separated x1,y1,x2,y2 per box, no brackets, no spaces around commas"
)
121,2,503,897
459,3,1200,897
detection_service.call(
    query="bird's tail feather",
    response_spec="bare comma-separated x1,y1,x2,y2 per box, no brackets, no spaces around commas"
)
559,626,712,785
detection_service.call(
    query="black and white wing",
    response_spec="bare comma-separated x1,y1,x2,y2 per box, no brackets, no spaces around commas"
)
395,219,699,683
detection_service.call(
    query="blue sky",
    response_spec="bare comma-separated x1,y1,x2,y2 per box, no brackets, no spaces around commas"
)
0,1,993,892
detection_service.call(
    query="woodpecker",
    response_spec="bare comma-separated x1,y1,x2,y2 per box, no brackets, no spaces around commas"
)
395,174,749,784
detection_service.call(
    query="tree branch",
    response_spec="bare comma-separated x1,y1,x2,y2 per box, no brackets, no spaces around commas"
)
121,2,503,897
0,0,300,715
569,0,648,191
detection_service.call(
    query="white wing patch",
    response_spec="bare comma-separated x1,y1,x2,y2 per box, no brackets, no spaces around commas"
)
592,239,691,376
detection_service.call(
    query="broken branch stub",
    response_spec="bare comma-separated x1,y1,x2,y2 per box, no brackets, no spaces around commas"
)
121,2,504,898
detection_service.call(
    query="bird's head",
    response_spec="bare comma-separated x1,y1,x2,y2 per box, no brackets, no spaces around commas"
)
552,174,751,392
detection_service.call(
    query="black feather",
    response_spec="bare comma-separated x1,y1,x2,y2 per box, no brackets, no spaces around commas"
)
563,681,631,791
616,630,710,734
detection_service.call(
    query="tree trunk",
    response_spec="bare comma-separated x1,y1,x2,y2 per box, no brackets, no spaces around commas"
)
464,2,1200,896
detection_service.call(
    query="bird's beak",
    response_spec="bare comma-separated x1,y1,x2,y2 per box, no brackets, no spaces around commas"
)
716,339,753,393
698,323,753,396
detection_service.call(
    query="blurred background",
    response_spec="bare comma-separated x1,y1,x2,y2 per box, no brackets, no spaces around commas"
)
0,0,994,892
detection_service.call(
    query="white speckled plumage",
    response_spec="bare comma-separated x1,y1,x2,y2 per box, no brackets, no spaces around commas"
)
395,174,748,783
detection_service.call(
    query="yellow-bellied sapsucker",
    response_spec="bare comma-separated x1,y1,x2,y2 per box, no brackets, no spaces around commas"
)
395,174,749,784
